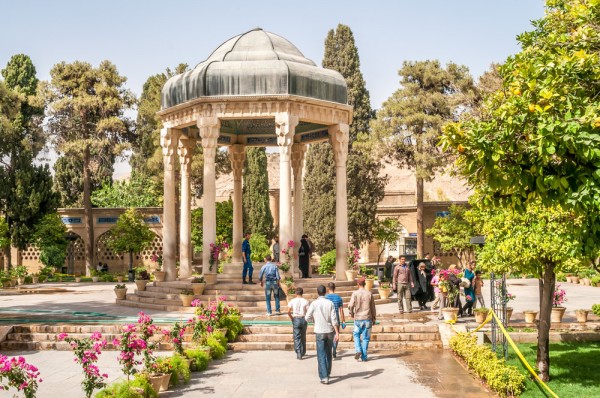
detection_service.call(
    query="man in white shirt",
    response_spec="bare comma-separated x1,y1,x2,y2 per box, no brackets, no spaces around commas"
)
287,287,309,360
305,285,339,384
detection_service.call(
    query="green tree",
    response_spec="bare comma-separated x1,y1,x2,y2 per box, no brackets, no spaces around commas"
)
441,0,600,381
191,200,234,253
0,55,55,267
371,60,475,257
426,204,476,267
373,218,401,267
304,24,386,250
242,147,273,238
303,142,336,254
106,209,155,272
33,213,68,270
53,150,114,207
45,60,135,275
91,174,162,208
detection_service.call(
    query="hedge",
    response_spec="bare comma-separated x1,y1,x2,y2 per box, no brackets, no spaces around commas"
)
449,332,525,397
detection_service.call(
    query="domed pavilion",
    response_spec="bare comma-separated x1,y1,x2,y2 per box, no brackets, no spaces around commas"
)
158,28,353,281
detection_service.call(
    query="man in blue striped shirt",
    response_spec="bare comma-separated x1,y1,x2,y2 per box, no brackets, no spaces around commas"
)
326,282,345,358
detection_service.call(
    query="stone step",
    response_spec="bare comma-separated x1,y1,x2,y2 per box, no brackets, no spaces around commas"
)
241,324,439,334
0,340,177,351
229,341,443,351
136,290,271,302
235,332,439,343
116,297,195,313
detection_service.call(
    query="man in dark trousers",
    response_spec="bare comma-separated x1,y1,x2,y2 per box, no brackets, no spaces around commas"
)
242,232,255,284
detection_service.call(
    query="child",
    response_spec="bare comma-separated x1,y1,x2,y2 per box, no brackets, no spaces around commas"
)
474,270,485,308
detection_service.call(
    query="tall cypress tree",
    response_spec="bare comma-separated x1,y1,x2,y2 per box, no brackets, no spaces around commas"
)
303,24,386,252
242,147,273,239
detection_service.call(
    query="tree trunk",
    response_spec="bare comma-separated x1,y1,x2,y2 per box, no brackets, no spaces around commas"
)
537,263,555,382
83,145,94,277
129,251,134,271
416,176,424,258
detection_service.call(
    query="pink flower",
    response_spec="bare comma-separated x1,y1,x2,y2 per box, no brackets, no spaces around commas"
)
57,333,68,341
287,240,295,248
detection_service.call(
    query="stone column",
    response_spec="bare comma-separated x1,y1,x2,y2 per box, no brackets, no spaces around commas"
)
291,143,307,276
198,117,220,275
178,137,194,279
160,127,180,281
229,145,246,265
269,190,280,228
329,124,350,280
275,113,298,261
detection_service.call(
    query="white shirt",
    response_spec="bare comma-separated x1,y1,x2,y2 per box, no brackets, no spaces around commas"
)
305,296,338,333
288,297,309,317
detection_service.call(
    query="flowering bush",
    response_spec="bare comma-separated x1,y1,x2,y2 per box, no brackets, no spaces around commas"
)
553,285,567,307
347,245,360,271
0,355,42,398
279,240,295,272
58,332,108,398
150,254,163,270
191,296,241,343
494,281,516,305
112,324,147,380
209,242,229,272
136,312,160,371
438,268,461,306
164,322,187,356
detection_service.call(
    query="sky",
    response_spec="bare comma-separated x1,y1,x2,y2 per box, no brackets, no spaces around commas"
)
0,0,545,177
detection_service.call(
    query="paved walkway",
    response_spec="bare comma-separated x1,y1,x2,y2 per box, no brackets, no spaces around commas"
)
6,349,492,398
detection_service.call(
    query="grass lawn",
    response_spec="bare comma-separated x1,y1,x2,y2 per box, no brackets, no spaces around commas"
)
505,342,600,397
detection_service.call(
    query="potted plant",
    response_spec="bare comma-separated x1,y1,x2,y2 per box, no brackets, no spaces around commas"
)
280,276,294,295
115,272,125,283
14,266,28,285
575,309,589,323
180,289,195,307
148,357,172,392
378,281,392,299
345,245,360,281
30,273,40,284
74,273,82,283
524,310,538,323
495,284,516,322
205,242,229,284
151,254,166,283
135,269,150,291
474,307,489,324
191,275,206,295
565,273,573,283
592,276,600,287
551,285,567,323
114,283,128,300
279,240,294,277
571,274,580,284
439,268,461,321
89,267,100,282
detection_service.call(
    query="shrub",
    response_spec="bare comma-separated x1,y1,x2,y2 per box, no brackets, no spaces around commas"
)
591,276,600,285
218,314,243,342
318,249,336,275
185,348,210,372
94,374,157,398
249,234,271,262
206,332,227,359
101,274,114,282
592,304,600,317
167,353,190,387
449,332,525,397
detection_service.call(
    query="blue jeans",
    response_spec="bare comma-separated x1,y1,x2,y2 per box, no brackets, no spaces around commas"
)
292,317,307,356
242,259,253,280
353,319,372,361
315,332,334,380
264,281,280,314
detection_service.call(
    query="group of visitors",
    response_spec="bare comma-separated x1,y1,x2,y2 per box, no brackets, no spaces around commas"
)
287,279,376,384
388,256,485,320
242,233,315,285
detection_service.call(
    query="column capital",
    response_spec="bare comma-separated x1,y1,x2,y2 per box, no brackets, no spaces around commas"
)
160,128,181,171
328,123,349,167
228,144,246,182
178,137,195,174
198,117,220,162
275,113,299,160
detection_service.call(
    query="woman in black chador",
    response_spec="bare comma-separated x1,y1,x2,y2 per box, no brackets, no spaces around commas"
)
411,262,429,310
298,234,311,278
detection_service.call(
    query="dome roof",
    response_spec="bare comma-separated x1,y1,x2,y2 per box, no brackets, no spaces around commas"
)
161,28,348,109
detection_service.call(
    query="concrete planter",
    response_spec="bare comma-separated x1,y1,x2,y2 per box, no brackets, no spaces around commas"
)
192,283,206,295
91,276,99,283
506,307,514,322
345,270,357,281
75,277,82,283
524,311,538,323
551,307,566,323
566,276,573,283
135,280,148,291
442,307,459,322
203,274,217,284
153,271,166,282
31,277,39,284
378,287,392,300
474,310,488,324
365,278,375,291
114,288,127,300
575,309,589,323
180,294,194,307
571,276,580,284
116,276,124,283
582,278,591,286
159,373,171,391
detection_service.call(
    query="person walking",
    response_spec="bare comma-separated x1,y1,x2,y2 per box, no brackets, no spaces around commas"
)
325,282,346,359
384,256,395,282
348,278,376,362
287,286,309,359
258,255,281,315
272,237,280,263
430,270,441,310
305,285,339,384
413,262,429,311
462,261,476,316
298,234,311,278
473,270,485,308
242,232,255,284
392,256,414,314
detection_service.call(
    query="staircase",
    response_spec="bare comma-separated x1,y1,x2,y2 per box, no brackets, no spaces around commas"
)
232,323,442,351
116,264,393,314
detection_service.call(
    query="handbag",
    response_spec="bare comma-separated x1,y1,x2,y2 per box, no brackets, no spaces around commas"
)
298,245,306,256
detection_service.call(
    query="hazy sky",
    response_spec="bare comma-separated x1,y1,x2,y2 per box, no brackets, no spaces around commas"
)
1,0,545,176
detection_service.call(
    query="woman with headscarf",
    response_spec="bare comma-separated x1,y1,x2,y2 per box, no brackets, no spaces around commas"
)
298,234,311,278
412,262,429,311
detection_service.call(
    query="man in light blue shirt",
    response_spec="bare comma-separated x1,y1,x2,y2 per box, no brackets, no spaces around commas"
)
259,255,281,315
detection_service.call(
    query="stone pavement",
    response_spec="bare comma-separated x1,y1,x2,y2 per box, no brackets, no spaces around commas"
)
3,349,492,398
